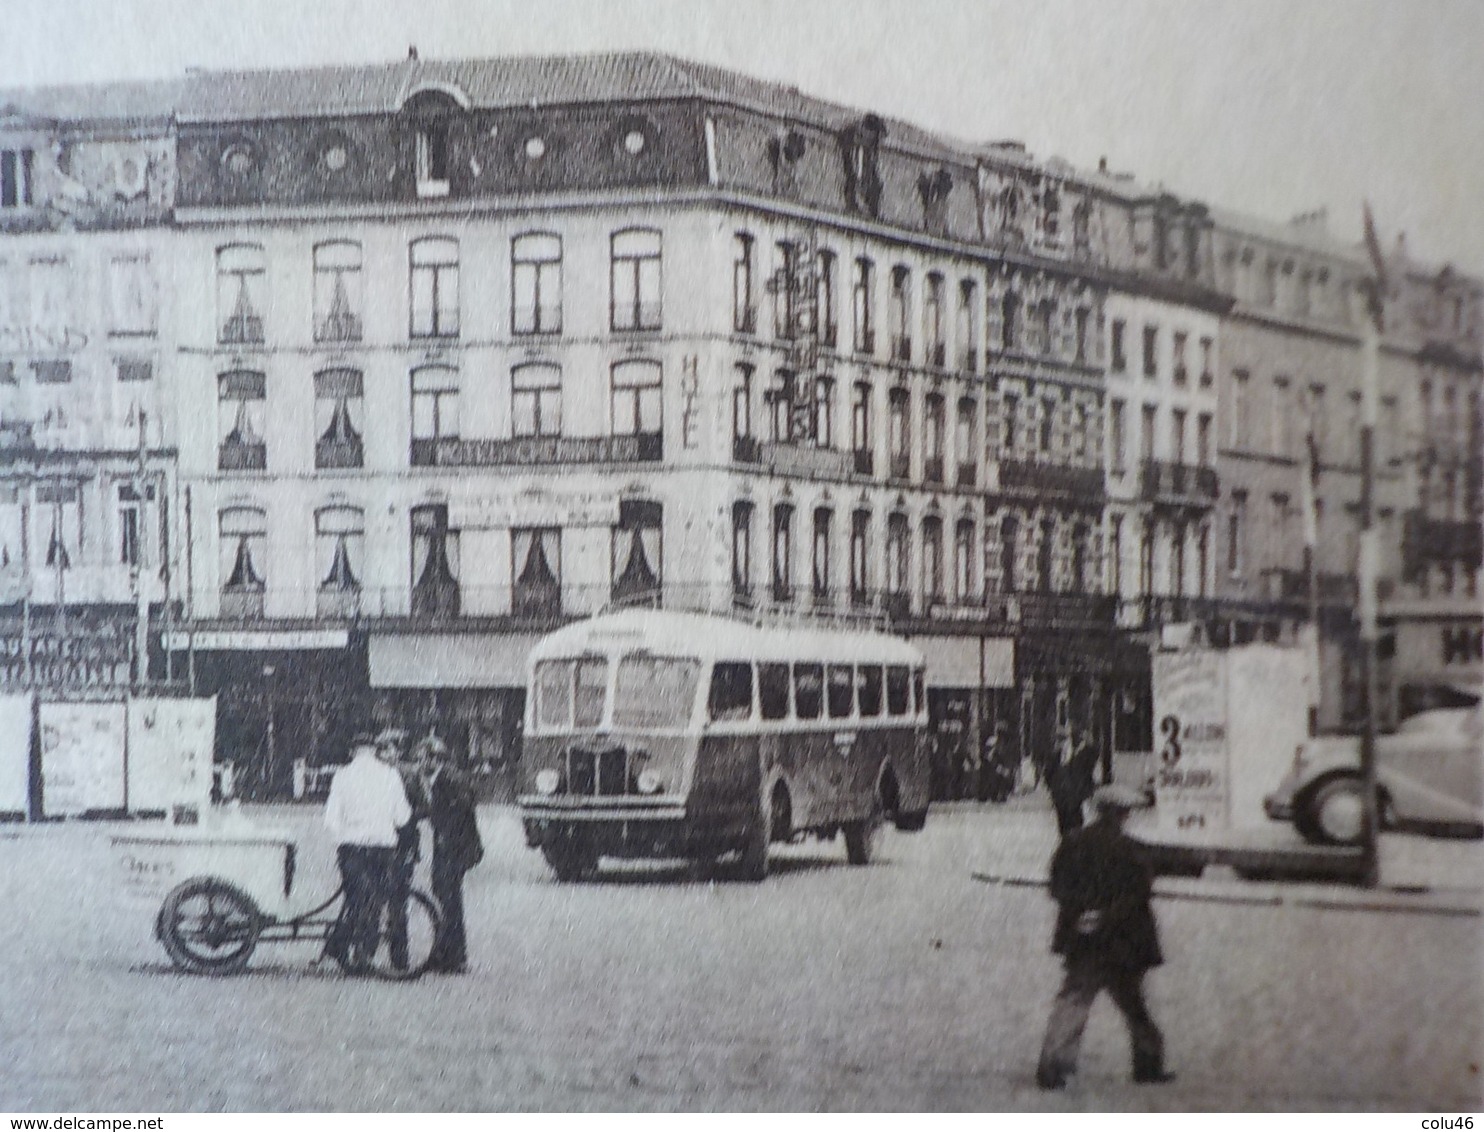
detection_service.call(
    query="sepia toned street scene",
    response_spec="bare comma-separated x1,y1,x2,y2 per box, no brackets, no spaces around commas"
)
0,0,1480,1114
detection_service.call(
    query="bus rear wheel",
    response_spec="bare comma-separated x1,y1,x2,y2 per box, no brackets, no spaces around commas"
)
738,781,788,882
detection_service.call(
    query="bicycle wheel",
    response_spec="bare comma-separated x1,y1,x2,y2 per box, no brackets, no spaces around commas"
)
157,877,262,976
364,889,441,981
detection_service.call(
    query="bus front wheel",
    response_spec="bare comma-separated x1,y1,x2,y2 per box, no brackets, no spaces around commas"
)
542,833,599,882
843,809,883,866
738,781,786,882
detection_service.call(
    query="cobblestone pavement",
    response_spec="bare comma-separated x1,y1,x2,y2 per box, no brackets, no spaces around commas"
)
0,805,1479,1111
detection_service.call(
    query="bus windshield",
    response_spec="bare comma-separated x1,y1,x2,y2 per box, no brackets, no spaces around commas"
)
613,655,702,730
534,657,608,730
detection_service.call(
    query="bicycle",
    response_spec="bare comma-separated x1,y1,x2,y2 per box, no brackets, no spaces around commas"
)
155,872,441,980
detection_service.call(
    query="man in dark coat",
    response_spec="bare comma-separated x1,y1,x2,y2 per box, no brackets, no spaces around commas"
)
1036,784,1172,1090
1046,730,1099,837
416,734,483,974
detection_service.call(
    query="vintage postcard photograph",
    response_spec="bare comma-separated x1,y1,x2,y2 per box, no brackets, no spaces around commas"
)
0,0,1479,1115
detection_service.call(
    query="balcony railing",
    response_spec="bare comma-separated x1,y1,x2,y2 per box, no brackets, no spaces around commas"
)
1013,591,1118,629
1139,459,1218,506
315,436,364,470
219,442,267,472
1403,509,1483,569
411,432,662,468
756,441,851,478
998,458,1105,499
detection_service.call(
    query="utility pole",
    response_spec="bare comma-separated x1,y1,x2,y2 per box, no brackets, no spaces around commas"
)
1358,204,1385,889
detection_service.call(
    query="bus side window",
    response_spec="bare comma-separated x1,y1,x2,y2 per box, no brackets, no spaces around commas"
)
913,668,925,716
827,664,854,719
886,665,910,716
708,662,754,722
857,665,883,717
759,663,791,721
794,663,824,720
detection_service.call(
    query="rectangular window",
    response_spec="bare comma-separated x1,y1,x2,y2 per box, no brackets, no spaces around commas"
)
118,484,143,567
1196,413,1212,467
789,667,825,721
314,368,364,469
850,511,870,601
827,665,854,719
888,389,910,479
410,238,460,338
316,505,365,612
1230,369,1249,448
611,361,662,439
1109,514,1123,596
219,506,267,614
813,377,834,448
1228,492,1246,576
611,229,662,332
759,663,790,721
772,504,794,601
817,250,838,348
1142,325,1158,378
924,395,945,482
772,240,799,340
733,365,754,450
924,273,945,367
954,520,975,602
313,242,362,342
1039,397,1055,453
411,503,461,617
512,363,562,438
857,665,883,717
107,255,159,337
812,508,832,599
1172,331,1188,384
0,148,34,208
1171,408,1187,464
956,398,977,485
732,501,754,599
410,366,459,463
957,279,978,371
852,257,875,354
1074,308,1090,364
708,662,754,722
512,527,561,618
1141,404,1157,464
1110,398,1126,472
416,125,450,197
889,265,911,361
1110,319,1126,372
217,244,266,344
1199,336,1213,385
1272,376,1291,454
1308,382,1326,455
886,665,911,716
851,382,872,460
512,233,563,335
1002,393,1019,453
218,370,267,471
733,233,756,333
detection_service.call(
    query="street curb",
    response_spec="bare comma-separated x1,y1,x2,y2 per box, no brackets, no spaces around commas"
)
969,869,1483,918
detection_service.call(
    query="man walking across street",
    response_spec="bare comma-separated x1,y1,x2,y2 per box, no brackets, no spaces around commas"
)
1046,729,1099,837
323,732,412,973
1036,783,1173,1090
417,733,483,974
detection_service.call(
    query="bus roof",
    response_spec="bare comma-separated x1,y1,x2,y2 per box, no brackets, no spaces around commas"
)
528,610,925,668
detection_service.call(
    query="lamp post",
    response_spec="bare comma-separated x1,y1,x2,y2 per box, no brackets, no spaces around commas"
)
1358,205,1386,889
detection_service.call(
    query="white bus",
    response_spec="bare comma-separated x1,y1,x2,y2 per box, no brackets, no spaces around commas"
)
519,610,931,880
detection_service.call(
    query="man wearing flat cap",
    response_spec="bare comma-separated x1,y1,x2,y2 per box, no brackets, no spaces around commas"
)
414,733,483,973
1036,783,1173,1090
323,732,412,973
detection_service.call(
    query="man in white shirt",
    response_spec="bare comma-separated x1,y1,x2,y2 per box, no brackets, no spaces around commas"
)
323,733,412,972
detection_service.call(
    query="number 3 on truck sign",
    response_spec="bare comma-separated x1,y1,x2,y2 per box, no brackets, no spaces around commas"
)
1151,651,1231,834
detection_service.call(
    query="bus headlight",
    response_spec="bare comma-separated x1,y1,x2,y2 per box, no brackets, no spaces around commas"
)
534,768,561,796
636,769,665,795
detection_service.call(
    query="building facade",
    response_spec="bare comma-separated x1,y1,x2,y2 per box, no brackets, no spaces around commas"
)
0,52,1477,801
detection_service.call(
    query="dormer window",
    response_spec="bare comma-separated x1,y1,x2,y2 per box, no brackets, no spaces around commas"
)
1,148,34,208
416,124,450,197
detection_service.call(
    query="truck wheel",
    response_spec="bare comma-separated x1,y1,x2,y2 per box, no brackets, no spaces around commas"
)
1308,776,1366,846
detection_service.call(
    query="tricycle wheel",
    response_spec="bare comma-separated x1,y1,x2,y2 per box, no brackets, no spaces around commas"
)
362,889,441,981
158,877,262,975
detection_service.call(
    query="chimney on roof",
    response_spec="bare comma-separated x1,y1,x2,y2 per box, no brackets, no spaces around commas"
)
1098,156,1108,173
408,45,419,61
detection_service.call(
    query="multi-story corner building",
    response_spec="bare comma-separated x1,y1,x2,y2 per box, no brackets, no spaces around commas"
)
1209,210,1482,728
146,52,1211,800
0,86,181,690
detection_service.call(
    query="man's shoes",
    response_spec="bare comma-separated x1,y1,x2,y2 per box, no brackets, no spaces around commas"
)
1133,1070,1177,1085
1035,1068,1068,1091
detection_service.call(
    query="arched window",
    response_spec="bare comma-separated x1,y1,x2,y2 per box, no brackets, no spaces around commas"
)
610,228,662,331
512,233,562,335
772,503,795,602
316,506,364,617
731,501,755,602
409,237,460,338
611,500,662,608
220,506,267,618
